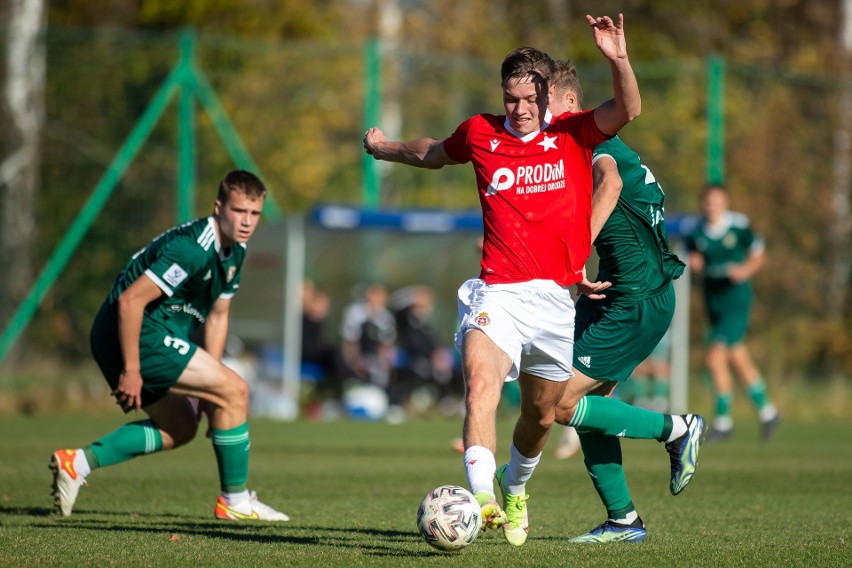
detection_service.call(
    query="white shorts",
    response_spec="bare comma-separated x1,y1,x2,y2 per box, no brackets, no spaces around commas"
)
455,278,576,382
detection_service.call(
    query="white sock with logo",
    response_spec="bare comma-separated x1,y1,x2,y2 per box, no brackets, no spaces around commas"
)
463,445,497,497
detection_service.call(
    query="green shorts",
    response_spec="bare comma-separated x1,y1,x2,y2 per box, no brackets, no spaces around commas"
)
89,301,197,409
573,284,675,382
704,281,752,345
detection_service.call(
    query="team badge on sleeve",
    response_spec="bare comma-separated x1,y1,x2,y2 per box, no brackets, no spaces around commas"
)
226,267,237,282
475,312,491,326
163,263,189,287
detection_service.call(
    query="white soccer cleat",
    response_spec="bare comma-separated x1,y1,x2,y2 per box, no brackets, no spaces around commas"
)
214,491,290,521
49,449,87,516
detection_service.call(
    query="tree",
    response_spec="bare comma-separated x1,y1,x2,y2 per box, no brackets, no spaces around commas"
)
0,0,46,364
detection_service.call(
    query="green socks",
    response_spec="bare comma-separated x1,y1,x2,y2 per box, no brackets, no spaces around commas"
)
577,429,635,520
84,419,163,469
746,379,770,410
211,422,251,493
568,395,671,441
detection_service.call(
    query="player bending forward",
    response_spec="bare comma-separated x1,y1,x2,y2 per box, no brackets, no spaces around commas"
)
50,170,288,521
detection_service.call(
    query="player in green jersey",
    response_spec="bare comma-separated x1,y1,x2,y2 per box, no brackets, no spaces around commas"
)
496,60,707,546
50,170,288,521
685,184,780,443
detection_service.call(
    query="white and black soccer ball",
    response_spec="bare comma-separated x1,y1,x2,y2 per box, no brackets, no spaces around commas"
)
416,485,482,551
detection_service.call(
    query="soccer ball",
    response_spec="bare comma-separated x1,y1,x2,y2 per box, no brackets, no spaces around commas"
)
416,485,482,551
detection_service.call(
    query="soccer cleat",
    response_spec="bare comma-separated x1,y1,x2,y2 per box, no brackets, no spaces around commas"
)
474,491,507,531
496,464,529,546
760,412,781,443
214,491,290,521
665,414,707,495
568,518,647,543
49,449,87,516
554,426,581,460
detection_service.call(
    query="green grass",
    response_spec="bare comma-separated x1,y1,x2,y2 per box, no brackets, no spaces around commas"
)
0,413,849,567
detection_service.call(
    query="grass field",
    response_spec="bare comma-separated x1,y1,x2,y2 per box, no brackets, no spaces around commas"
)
0,412,849,567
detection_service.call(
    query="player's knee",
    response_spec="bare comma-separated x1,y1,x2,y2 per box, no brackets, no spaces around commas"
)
158,415,200,449
522,404,557,431
221,369,250,411
463,373,500,411
554,400,576,426
170,423,198,448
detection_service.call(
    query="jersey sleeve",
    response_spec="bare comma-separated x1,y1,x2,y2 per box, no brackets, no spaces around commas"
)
442,117,475,164
143,237,207,297
219,271,241,299
743,226,765,255
554,109,611,149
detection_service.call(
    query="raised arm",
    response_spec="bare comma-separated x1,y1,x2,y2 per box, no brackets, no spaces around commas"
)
363,127,458,169
587,13,641,136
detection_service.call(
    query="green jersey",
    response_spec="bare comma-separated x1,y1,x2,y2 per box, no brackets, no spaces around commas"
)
107,216,245,337
591,136,685,299
684,211,763,287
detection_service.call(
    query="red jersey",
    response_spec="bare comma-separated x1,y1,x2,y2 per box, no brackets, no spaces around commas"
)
443,110,609,286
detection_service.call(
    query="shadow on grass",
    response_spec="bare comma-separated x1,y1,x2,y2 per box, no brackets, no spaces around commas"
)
5,507,452,558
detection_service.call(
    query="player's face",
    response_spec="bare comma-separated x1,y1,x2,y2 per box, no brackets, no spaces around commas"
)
549,89,578,116
503,76,549,135
701,188,728,222
214,191,264,247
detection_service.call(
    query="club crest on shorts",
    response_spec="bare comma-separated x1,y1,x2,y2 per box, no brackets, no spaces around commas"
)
475,311,491,326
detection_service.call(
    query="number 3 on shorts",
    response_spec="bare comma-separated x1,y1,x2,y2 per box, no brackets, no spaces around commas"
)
164,336,191,355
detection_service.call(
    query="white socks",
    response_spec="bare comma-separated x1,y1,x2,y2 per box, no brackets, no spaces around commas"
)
503,443,540,496
463,446,497,496
74,449,91,479
666,414,690,443
222,490,251,513
612,510,639,525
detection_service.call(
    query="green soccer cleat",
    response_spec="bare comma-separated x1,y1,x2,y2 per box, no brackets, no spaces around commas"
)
665,414,707,495
496,464,529,546
474,491,507,531
568,518,647,543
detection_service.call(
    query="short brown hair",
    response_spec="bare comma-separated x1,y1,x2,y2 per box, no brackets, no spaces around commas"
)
500,46,555,89
217,170,267,203
552,59,583,107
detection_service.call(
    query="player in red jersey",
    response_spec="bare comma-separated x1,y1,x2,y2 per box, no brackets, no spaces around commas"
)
364,14,639,544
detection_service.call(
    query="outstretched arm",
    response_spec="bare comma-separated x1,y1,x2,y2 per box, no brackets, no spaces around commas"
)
363,127,458,169
587,13,641,135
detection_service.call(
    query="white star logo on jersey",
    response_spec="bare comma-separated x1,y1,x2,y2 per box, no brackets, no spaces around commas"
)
490,139,501,152
537,134,558,151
